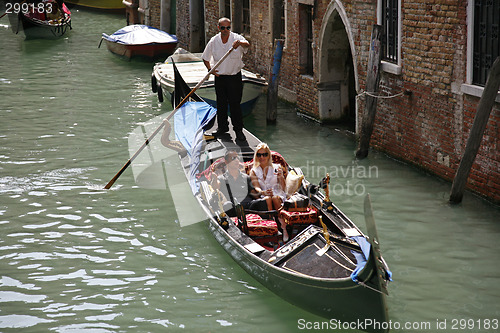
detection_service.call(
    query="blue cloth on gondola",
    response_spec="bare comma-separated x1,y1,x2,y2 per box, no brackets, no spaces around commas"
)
350,236,393,284
350,236,371,283
174,101,217,194
102,25,177,45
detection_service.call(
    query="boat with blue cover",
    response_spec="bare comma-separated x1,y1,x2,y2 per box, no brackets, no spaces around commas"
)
100,24,177,60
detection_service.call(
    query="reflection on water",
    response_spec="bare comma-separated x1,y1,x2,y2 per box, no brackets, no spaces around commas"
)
1,7,499,333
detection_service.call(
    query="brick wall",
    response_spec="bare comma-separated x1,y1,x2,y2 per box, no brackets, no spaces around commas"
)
204,0,218,38
170,0,499,202
461,95,499,202
148,0,160,28
174,0,190,50
202,0,218,59
361,0,499,202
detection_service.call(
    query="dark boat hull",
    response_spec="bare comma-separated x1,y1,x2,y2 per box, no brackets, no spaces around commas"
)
207,215,389,326
12,11,71,39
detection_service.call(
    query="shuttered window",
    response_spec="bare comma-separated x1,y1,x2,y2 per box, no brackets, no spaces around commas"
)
473,0,500,86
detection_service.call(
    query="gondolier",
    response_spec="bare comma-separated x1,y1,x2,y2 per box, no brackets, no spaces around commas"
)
202,17,250,142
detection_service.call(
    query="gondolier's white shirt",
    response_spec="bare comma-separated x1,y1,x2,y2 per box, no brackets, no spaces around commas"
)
202,32,248,76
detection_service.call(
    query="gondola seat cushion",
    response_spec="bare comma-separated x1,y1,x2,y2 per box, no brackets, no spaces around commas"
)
231,214,278,237
197,157,245,181
280,207,318,225
270,151,288,170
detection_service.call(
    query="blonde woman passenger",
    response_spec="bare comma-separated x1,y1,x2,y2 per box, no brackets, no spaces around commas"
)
250,143,289,241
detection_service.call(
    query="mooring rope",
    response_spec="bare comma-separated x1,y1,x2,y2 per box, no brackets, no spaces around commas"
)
356,90,405,100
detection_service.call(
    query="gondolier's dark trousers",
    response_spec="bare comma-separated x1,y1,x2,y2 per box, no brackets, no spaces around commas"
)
214,72,244,133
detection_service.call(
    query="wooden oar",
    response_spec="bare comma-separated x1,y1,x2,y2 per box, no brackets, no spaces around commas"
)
104,46,235,189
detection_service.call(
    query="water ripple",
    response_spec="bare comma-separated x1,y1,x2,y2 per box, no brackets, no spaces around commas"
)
54,323,120,331
24,222,60,229
85,278,129,286
0,314,54,329
0,167,99,195
0,276,40,290
90,214,131,223
86,313,122,321
142,246,167,256
0,291,46,303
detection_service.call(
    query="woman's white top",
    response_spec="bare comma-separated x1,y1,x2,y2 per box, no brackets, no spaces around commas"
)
252,163,286,201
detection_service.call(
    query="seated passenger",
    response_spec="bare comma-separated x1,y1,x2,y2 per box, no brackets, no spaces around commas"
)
45,0,62,21
250,143,289,241
215,150,259,216
250,143,286,209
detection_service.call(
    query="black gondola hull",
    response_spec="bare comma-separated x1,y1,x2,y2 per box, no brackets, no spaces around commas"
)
206,205,389,331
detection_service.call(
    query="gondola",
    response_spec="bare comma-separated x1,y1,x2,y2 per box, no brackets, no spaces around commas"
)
106,55,391,331
169,100,392,332
100,25,178,61
9,1,71,39
152,48,266,116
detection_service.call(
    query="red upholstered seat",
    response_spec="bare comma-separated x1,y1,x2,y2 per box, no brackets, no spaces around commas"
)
197,151,288,181
197,157,246,181
231,214,279,237
243,151,288,176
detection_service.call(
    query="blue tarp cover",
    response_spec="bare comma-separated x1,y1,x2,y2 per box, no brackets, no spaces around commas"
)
350,236,371,283
174,101,217,194
350,236,393,284
102,25,177,45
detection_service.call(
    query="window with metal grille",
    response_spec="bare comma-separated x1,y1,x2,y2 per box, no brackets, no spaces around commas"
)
279,0,285,39
299,4,313,75
272,0,286,40
473,0,500,86
381,0,398,63
223,0,231,19
242,0,250,35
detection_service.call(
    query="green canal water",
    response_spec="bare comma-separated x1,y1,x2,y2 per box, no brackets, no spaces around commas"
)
1,8,499,333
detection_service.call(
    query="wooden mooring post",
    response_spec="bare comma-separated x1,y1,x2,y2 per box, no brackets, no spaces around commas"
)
266,39,284,123
356,25,382,159
450,56,500,204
